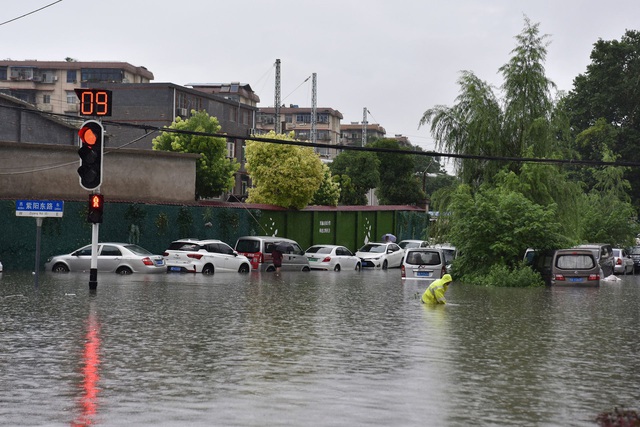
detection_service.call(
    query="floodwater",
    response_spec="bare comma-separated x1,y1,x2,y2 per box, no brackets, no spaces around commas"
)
1,269,639,426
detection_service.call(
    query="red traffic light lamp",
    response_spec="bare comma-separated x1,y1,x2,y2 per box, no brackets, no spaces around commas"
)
77,120,104,190
87,194,104,224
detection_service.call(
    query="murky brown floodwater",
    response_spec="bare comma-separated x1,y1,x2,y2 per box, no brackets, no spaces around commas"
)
1,269,639,426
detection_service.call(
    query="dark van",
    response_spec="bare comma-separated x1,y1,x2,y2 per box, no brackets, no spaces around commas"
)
551,249,600,287
573,244,614,277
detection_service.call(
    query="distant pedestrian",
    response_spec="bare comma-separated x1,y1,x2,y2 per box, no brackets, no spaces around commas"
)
272,247,283,273
421,274,453,304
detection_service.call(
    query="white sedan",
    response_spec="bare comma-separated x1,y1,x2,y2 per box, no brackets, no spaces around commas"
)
45,243,166,274
355,242,404,269
305,245,361,271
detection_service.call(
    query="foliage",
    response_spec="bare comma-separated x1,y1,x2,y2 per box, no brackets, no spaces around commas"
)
367,138,426,205
464,263,545,288
446,184,569,280
152,110,239,199
329,150,380,205
311,164,340,206
245,131,324,209
565,29,640,207
419,17,560,187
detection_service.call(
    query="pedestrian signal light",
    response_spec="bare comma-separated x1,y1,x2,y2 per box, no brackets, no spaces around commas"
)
77,120,104,190
87,194,104,224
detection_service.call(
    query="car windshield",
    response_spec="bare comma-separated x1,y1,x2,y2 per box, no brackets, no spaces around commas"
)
236,240,260,253
359,244,386,253
125,244,152,255
399,241,420,249
406,251,441,265
306,246,332,254
631,247,640,255
168,242,201,251
556,254,596,269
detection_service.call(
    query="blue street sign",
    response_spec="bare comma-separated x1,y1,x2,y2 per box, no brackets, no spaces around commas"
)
16,200,64,217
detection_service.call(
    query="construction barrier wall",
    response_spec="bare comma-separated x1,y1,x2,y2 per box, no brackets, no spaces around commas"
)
0,200,430,272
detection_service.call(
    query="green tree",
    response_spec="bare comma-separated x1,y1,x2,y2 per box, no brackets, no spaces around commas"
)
152,110,238,199
368,138,426,205
420,17,559,186
329,150,380,205
245,131,324,209
311,163,340,206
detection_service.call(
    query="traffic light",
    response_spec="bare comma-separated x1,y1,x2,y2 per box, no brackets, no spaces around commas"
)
87,194,104,224
77,120,104,190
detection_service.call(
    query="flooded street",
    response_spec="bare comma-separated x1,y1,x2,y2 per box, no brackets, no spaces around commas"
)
1,269,639,426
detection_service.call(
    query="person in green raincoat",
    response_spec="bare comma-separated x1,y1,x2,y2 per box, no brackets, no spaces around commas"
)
421,274,453,304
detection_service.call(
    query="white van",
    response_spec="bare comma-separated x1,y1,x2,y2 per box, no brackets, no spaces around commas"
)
234,236,310,272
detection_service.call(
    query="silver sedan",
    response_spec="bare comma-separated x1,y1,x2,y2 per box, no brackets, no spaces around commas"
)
45,243,166,274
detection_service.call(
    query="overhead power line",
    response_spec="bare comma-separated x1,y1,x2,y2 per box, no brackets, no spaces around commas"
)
0,0,63,27
2,103,639,169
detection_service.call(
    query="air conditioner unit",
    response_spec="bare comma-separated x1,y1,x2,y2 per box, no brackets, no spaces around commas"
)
177,108,188,116
53,76,58,81
248,128,256,136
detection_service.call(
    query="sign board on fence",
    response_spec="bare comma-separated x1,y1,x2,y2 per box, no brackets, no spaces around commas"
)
16,200,64,218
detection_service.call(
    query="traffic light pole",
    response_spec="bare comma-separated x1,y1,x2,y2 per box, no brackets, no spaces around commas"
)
89,220,99,291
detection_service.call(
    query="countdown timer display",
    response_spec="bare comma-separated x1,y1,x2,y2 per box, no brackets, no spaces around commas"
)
74,89,112,117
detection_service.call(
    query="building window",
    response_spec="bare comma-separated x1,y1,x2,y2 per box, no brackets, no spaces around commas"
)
242,110,249,125
230,107,237,122
66,91,76,104
227,141,235,159
81,68,124,83
43,94,51,104
66,70,76,83
296,114,311,123
0,67,7,80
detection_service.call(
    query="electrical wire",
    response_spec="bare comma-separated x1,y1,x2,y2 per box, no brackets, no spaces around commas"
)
0,0,63,27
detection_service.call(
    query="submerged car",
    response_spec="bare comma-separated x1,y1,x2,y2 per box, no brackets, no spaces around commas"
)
355,242,404,269
401,248,447,283
163,239,251,274
45,243,166,274
551,249,600,287
398,240,429,250
612,248,634,275
235,236,310,272
305,245,361,271
629,246,640,273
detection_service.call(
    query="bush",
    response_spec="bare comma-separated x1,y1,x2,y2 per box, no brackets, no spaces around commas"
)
463,263,544,287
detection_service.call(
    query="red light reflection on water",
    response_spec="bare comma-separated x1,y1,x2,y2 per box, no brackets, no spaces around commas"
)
71,310,100,426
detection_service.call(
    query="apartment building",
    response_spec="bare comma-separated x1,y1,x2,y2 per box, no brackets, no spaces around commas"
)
340,122,387,146
255,106,343,159
0,60,154,115
187,82,260,108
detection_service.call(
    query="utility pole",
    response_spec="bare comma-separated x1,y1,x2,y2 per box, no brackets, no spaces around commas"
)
274,59,281,134
311,72,317,146
362,107,368,147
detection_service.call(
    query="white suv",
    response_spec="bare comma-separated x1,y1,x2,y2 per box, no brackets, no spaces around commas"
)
163,239,251,274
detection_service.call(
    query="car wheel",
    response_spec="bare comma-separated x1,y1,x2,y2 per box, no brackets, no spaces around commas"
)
382,260,388,270
238,264,250,273
302,266,310,272
202,264,215,275
52,263,69,273
266,265,276,272
334,264,341,272
116,266,133,275
355,262,361,271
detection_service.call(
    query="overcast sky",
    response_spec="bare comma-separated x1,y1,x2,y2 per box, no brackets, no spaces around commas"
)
3,0,639,154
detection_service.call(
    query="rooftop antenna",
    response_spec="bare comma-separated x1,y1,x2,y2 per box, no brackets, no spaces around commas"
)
362,107,368,147
311,73,317,145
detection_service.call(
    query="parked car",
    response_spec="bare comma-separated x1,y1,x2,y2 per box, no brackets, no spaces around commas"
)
401,248,446,283
45,243,166,274
0,260,3,272
573,243,615,277
355,242,404,269
551,248,600,287
524,248,556,286
305,245,361,271
612,248,634,275
235,236,310,272
163,239,251,274
431,243,457,271
398,240,429,250
629,246,640,273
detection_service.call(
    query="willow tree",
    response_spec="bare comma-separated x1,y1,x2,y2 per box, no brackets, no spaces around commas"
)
419,17,559,187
